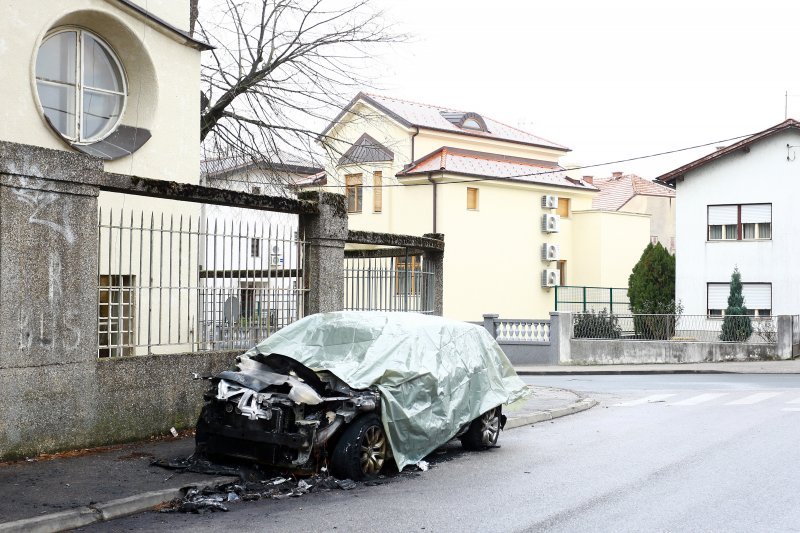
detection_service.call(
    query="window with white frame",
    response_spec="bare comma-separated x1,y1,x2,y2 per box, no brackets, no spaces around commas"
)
707,282,772,317
707,204,771,241
35,29,126,143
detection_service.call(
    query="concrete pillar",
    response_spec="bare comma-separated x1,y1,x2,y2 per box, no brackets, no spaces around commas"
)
550,311,572,364
298,191,348,315
0,141,101,457
482,314,499,338
776,315,792,359
423,232,444,316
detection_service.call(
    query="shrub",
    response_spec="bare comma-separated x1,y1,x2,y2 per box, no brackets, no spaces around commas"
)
574,309,621,339
627,243,680,339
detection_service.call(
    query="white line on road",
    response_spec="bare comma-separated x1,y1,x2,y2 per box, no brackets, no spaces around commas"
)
613,394,677,407
781,408,800,412
786,398,800,404
725,392,782,405
669,393,729,406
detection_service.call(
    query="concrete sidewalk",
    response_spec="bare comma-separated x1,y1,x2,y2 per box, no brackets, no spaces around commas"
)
515,359,800,375
0,385,593,533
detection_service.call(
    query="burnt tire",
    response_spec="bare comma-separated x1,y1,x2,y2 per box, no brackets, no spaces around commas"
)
330,414,388,481
460,407,501,450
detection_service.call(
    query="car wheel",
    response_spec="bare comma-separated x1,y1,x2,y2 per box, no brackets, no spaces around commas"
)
460,407,501,450
331,414,388,480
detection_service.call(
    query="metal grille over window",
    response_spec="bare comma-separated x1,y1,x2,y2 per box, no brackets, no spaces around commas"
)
97,208,307,356
344,254,435,314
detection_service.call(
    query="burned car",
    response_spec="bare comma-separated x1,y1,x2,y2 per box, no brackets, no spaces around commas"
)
195,311,528,480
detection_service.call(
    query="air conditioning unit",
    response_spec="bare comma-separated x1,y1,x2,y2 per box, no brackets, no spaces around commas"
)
541,243,560,262
270,253,283,266
541,269,560,288
541,195,559,209
541,214,561,233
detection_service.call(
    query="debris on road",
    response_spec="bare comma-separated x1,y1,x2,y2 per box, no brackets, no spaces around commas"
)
161,473,363,513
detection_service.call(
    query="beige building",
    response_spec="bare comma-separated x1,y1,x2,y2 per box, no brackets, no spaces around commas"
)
0,1,209,354
589,172,676,254
319,93,650,319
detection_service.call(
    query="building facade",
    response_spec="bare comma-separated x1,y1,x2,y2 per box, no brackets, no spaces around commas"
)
319,93,650,319
657,119,800,317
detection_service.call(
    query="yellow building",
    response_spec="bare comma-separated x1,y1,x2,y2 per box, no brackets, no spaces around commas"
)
320,93,649,320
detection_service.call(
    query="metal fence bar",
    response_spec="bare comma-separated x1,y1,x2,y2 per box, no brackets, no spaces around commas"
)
342,253,435,314
572,313,778,344
97,208,307,356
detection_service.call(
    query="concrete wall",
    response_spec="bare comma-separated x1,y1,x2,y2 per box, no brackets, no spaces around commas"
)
676,129,800,316
571,210,651,288
623,194,676,253
567,339,780,364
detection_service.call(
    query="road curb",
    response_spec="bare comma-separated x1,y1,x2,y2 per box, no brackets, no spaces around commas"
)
505,398,598,430
515,369,735,376
0,476,238,533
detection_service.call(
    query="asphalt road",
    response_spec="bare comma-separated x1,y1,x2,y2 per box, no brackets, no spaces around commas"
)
84,374,800,532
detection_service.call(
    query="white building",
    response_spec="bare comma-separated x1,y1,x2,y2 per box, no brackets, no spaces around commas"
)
656,119,800,317
198,157,323,345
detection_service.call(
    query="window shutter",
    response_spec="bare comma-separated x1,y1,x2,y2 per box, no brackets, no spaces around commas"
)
708,205,737,225
373,171,382,213
740,204,771,223
742,284,771,309
707,283,730,309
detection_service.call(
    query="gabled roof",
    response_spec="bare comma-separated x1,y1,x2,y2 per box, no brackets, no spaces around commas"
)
202,153,323,180
338,133,394,165
321,92,570,152
396,147,594,191
656,118,800,185
592,173,675,211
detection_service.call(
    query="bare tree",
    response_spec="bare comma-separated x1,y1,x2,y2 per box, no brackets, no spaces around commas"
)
196,0,402,190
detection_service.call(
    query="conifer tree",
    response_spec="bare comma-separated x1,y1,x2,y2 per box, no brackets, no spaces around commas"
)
720,267,752,342
627,243,680,339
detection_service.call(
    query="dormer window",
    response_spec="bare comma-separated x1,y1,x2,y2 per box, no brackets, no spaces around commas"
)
440,111,489,133
462,118,482,130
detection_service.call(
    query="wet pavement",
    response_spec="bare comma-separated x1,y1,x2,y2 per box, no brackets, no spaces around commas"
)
0,385,585,530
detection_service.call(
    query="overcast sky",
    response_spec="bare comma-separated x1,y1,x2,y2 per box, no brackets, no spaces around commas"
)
370,0,800,179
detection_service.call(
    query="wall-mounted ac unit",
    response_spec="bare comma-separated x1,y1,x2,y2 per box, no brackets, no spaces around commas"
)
270,254,283,266
541,269,560,288
541,243,560,262
541,213,561,233
541,195,559,209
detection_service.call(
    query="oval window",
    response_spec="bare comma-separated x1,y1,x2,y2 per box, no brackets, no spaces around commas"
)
35,29,126,143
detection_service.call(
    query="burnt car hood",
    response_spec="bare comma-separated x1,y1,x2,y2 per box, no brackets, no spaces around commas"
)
243,311,528,470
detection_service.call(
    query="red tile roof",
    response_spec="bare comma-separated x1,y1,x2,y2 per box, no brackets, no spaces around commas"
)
396,147,594,191
656,118,800,184
592,173,675,210
321,92,570,152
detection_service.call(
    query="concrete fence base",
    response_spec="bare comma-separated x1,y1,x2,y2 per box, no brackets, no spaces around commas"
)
483,312,797,366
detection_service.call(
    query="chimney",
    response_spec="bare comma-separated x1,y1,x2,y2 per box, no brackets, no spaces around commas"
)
583,175,593,184
612,171,623,178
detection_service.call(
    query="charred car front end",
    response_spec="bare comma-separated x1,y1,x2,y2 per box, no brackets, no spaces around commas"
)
195,311,529,480
196,353,382,475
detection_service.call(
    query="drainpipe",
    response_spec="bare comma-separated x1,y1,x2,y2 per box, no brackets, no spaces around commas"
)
410,126,419,163
427,172,437,233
